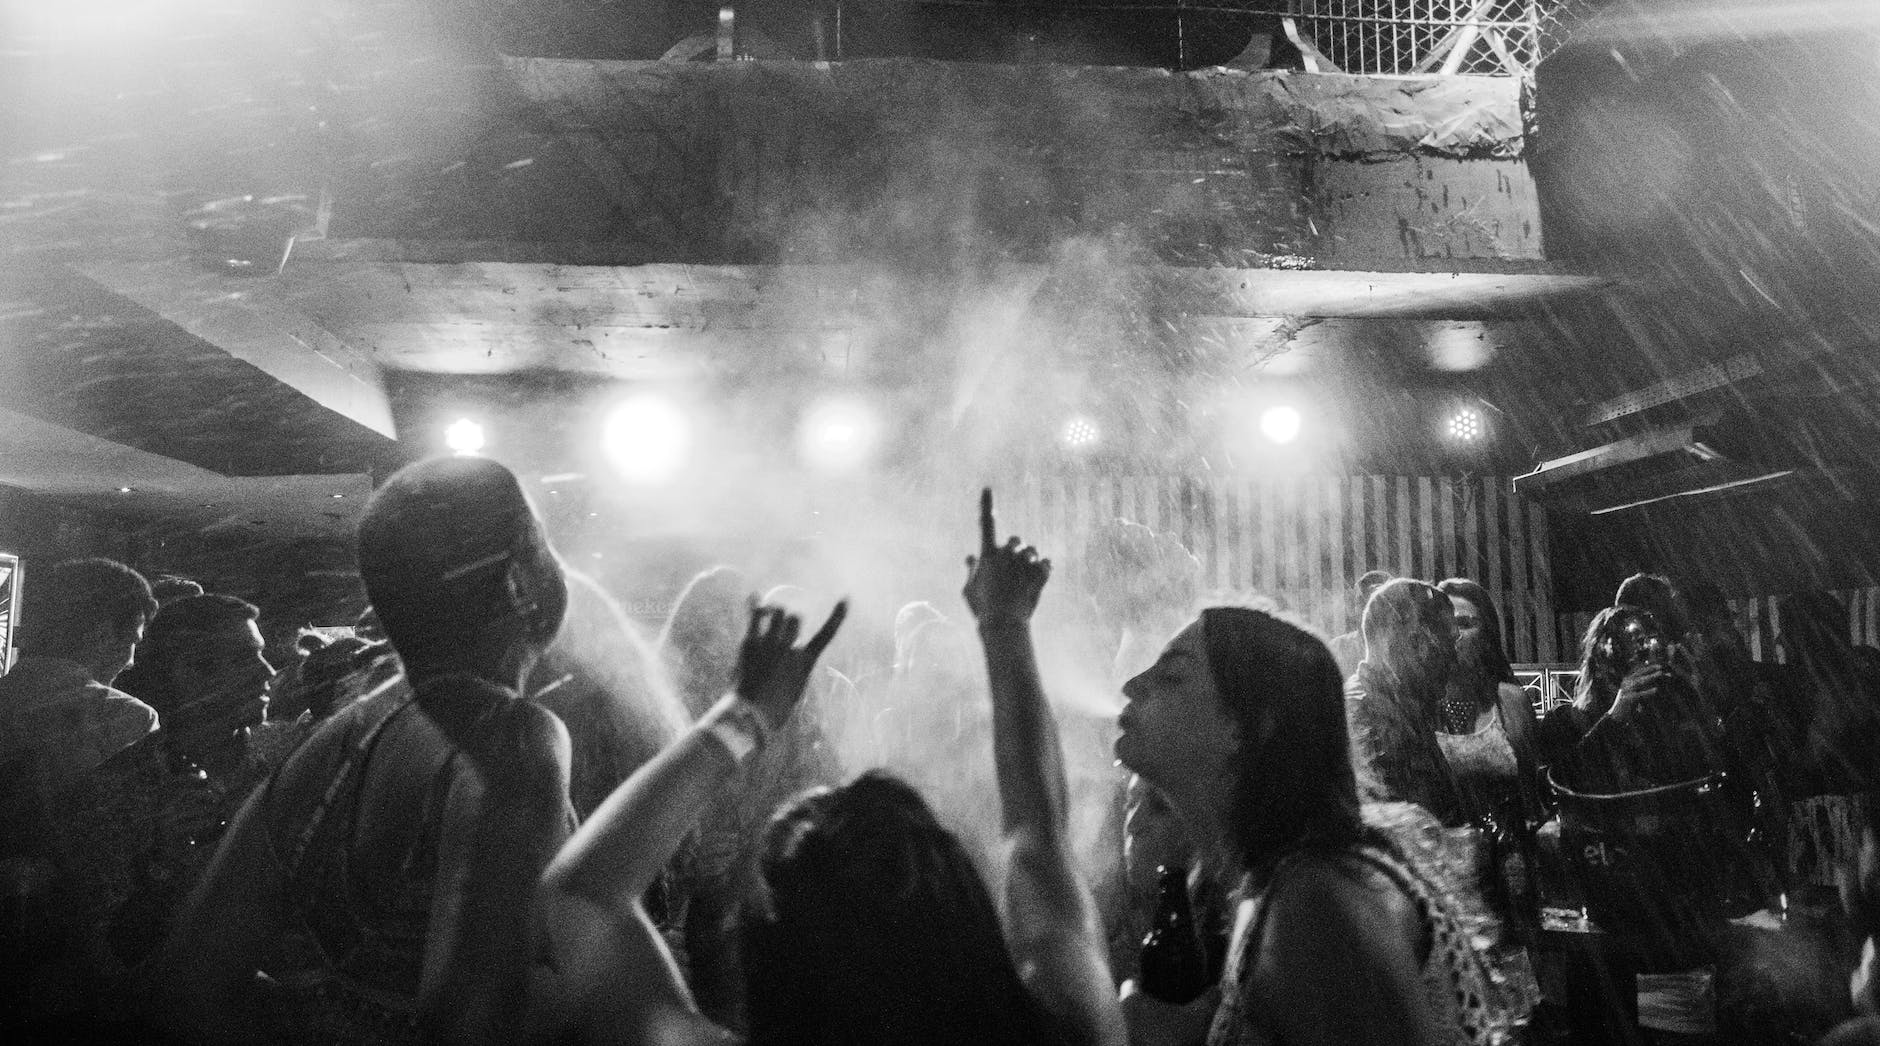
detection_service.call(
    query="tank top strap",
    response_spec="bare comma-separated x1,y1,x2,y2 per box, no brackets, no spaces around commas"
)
1349,841,1526,1045
273,681,418,877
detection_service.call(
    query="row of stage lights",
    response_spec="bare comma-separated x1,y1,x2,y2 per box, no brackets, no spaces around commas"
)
1058,405,1309,453
443,392,886,483
443,399,1491,476
1059,403,1485,453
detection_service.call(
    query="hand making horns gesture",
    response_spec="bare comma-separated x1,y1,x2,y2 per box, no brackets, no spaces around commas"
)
735,598,848,733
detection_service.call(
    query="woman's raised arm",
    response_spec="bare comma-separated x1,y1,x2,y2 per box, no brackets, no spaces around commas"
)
964,488,1125,1046
535,600,844,1045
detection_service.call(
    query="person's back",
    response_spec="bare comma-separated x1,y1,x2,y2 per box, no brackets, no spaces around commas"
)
260,668,572,1011
146,456,576,1046
1208,842,1442,1046
0,559,157,782
0,558,157,1034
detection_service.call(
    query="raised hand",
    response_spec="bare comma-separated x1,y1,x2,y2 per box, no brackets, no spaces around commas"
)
963,488,1051,627
735,599,848,733
1610,662,1665,722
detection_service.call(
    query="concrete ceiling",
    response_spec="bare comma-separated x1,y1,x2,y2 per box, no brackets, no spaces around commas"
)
0,407,371,540
81,251,1601,381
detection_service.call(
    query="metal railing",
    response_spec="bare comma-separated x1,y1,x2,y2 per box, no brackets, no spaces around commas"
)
816,0,1607,75
1294,0,1606,76
1513,663,1581,712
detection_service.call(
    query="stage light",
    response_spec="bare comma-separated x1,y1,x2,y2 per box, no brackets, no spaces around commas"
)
1447,406,1485,443
1059,415,1101,450
1426,321,1496,372
603,394,690,484
798,395,882,474
444,418,485,456
1258,405,1302,445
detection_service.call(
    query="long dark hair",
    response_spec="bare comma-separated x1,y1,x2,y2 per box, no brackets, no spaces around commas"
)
1574,604,1665,716
1200,607,1362,881
741,772,1045,1046
1436,577,1516,685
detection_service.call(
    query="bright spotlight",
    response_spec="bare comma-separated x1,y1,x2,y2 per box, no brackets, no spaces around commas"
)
603,394,690,484
1258,405,1302,445
1447,406,1485,443
798,396,882,473
1059,415,1101,450
444,418,485,456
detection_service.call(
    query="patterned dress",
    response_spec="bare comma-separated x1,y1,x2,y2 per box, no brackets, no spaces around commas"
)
1207,806,1531,1046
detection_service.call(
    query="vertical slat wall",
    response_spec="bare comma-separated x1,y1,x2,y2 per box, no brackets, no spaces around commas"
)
1551,588,1880,669
1722,587,1880,662
1007,474,1562,663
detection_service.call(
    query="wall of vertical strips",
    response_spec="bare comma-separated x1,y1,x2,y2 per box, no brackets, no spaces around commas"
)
1557,588,1880,667
998,473,1573,663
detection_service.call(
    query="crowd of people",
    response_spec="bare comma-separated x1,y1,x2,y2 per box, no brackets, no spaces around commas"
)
3,453,1880,1045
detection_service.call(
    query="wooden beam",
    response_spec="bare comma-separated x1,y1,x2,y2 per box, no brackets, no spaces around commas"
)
283,259,1607,323
0,408,371,539
76,261,397,439
330,309,1538,379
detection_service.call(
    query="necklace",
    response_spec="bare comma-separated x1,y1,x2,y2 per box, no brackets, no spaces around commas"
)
1441,691,1479,734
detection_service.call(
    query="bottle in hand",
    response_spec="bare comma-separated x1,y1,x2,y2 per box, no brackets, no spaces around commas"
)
1492,808,1542,940
1139,863,1211,1004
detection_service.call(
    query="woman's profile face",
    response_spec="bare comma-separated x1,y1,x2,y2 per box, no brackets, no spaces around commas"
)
1117,619,1239,799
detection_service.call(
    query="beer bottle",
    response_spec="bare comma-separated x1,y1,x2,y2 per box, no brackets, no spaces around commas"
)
1494,808,1541,940
1139,863,1210,1004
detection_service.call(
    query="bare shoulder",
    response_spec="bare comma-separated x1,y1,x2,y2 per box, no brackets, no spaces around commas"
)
434,696,572,808
488,700,571,793
508,698,573,757
1261,852,1421,950
1244,851,1436,1046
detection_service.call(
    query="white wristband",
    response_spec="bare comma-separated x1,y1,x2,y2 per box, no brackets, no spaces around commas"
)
699,694,767,764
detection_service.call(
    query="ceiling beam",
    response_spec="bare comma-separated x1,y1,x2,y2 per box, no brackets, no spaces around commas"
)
1578,353,1765,427
1512,421,1721,497
76,261,397,440
0,408,370,539
1586,464,1801,515
278,256,1606,321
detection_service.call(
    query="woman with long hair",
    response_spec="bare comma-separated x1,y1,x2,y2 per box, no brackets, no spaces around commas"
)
1433,578,1543,828
1538,605,1724,793
1347,579,1464,826
1116,602,1520,1046
535,491,1122,1046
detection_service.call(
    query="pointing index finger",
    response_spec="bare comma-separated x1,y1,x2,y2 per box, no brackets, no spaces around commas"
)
979,487,996,554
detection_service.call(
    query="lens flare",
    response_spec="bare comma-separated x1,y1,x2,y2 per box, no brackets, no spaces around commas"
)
603,395,690,484
798,396,882,474
444,418,485,455
1258,405,1302,445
